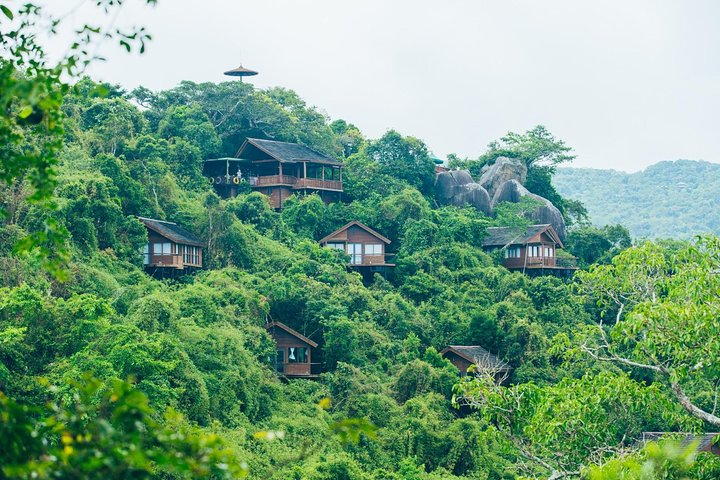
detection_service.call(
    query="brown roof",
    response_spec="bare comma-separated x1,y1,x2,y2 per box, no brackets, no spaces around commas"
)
318,221,391,245
138,217,205,247
441,345,510,371
482,224,563,249
265,321,318,348
224,65,258,77
235,138,341,165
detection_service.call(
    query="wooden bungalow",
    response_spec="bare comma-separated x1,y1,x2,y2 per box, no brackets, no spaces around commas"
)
319,221,394,279
265,321,320,378
203,138,343,209
482,224,577,276
138,217,204,277
441,345,511,382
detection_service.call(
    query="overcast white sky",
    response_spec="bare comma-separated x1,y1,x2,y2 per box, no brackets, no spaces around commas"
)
42,0,720,171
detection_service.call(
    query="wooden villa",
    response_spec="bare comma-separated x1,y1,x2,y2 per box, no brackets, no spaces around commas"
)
139,217,204,277
265,321,320,378
319,221,394,279
203,138,343,209
482,224,577,276
441,345,511,382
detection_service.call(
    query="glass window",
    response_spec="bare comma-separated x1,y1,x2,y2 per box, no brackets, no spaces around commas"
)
347,243,362,265
288,347,308,363
326,242,345,251
365,244,382,255
143,244,150,265
153,242,163,255
162,242,171,255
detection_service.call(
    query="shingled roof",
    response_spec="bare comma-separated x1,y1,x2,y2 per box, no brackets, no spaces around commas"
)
441,346,511,372
235,138,341,165
265,321,318,348
318,221,391,245
482,224,562,248
138,217,205,247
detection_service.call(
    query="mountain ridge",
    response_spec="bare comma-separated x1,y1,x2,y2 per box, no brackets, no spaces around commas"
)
553,159,720,238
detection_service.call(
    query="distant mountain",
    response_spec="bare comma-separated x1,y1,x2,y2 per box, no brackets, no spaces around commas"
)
553,160,720,239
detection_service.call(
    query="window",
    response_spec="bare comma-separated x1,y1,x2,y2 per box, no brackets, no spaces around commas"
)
153,242,163,255
288,347,309,363
346,243,362,265
326,243,345,251
143,244,150,265
364,244,382,256
504,247,521,258
162,242,171,255
529,245,540,257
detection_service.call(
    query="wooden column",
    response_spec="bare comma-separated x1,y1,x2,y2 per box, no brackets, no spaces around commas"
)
321,165,325,181
303,162,307,179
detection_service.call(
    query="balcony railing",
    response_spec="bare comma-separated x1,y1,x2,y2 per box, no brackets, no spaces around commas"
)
250,175,297,186
294,178,343,191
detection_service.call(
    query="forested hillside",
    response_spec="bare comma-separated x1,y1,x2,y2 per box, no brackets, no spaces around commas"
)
4,5,720,476
553,160,720,239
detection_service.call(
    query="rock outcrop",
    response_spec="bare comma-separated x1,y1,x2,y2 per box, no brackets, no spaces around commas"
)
434,156,567,241
478,157,528,197
491,179,567,240
434,170,491,215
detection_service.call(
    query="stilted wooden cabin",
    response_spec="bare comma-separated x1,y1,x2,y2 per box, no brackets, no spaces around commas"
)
139,217,204,277
482,224,577,276
265,321,320,378
319,221,394,280
203,138,343,209
441,345,511,382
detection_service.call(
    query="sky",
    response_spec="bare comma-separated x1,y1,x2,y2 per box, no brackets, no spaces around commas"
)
41,0,720,172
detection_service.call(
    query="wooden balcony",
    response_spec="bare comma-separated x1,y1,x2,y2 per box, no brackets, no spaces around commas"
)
350,254,395,267
274,362,322,377
147,254,201,269
503,256,577,270
250,175,297,186
293,178,343,191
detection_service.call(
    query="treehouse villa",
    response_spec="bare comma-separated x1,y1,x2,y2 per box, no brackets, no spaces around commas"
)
204,138,343,209
139,217,205,278
482,224,577,277
319,221,395,280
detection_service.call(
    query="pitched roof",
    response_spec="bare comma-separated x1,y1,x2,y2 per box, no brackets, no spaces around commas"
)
138,217,205,247
482,224,563,248
441,345,510,371
318,221,391,245
236,138,341,165
265,321,318,348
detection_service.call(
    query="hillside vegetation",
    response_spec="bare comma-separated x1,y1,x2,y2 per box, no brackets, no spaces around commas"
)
553,160,720,239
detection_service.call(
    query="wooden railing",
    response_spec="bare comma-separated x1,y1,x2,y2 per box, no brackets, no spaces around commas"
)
250,175,297,186
274,362,322,376
149,254,183,268
294,178,343,191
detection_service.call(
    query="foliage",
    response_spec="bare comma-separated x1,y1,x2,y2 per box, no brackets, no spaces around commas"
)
553,160,720,239
0,376,247,479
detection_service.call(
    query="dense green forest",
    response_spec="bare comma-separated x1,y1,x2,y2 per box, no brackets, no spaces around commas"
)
3,3,720,479
553,161,720,239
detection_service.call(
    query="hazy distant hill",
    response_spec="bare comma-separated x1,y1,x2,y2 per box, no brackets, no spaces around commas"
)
553,160,720,239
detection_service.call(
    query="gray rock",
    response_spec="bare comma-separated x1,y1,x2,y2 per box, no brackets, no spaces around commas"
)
434,170,492,215
478,157,528,197
491,179,567,240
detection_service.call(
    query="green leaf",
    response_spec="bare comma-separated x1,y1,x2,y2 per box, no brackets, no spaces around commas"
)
1,5,13,20
18,106,33,119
